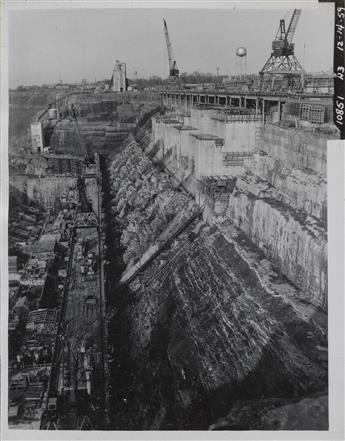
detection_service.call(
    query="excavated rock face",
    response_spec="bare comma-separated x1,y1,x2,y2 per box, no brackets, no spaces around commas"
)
149,111,329,315
226,188,327,310
106,132,328,430
129,227,327,415
243,155,327,223
109,138,196,267
209,395,328,430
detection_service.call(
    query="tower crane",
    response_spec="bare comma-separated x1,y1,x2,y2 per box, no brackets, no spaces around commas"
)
260,9,305,92
163,19,179,80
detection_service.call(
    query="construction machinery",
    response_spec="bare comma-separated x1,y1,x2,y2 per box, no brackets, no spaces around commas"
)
260,9,305,92
163,19,180,83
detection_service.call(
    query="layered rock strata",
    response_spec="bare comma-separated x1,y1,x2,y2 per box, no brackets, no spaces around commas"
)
108,136,196,267
107,131,328,429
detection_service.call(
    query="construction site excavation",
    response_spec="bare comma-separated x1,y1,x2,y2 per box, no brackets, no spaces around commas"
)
5,5,341,433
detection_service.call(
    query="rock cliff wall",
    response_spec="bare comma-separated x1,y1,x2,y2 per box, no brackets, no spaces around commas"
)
259,123,328,174
226,188,327,309
243,154,327,222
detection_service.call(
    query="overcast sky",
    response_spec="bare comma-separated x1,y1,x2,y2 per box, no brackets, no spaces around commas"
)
9,5,333,87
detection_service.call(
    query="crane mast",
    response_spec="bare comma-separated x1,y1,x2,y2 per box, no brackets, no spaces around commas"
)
163,19,179,79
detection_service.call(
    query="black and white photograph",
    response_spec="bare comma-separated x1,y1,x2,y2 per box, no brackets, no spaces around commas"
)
1,0,344,437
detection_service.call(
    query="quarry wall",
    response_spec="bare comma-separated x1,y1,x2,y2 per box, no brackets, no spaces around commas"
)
150,107,328,311
259,123,327,174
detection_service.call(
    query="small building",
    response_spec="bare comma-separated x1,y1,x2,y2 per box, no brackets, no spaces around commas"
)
111,60,127,92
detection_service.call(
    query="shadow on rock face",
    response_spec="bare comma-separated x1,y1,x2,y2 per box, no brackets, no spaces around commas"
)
209,395,328,430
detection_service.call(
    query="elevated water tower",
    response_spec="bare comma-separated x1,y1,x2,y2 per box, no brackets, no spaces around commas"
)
236,47,247,79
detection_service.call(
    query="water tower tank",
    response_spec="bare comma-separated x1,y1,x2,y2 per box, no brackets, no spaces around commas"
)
236,47,247,57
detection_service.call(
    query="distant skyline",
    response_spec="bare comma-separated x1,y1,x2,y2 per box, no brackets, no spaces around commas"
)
9,6,333,88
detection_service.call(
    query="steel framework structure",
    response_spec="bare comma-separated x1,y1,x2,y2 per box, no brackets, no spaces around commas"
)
260,9,305,91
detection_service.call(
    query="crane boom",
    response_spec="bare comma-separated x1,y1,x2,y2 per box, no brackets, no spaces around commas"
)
163,19,173,70
163,19,179,79
286,9,301,44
